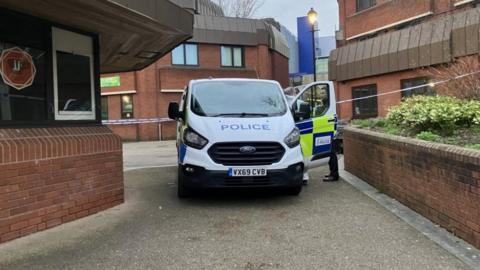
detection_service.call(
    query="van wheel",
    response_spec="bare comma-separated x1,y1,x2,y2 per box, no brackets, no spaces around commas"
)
177,166,191,199
177,184,191,199
286,186,302,196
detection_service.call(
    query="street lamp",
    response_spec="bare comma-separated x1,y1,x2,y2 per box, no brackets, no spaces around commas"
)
307,7,318,82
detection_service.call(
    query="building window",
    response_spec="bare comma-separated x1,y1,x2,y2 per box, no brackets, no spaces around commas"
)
172,43,198,66
401,77,435,98
53,27,95,120
101,97,108,120
352,85,378,119
0,9,98,125
221,46,244,67
121,95,134,119
356,0,376,12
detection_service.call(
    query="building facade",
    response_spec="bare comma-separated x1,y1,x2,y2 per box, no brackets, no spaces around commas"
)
101,0,290,141
292,16,336,85
330,0,480,120
0,0,192,243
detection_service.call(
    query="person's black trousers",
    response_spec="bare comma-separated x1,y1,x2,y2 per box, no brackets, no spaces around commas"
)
329,140,339,178
329,152,339,178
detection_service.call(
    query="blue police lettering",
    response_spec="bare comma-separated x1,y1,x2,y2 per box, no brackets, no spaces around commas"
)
221,124,271,131
252,124,262,130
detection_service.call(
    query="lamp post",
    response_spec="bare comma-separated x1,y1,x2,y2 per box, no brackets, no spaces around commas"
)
307,7,318,82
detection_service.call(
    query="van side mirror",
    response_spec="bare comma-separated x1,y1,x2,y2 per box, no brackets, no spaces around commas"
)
168,102,181,120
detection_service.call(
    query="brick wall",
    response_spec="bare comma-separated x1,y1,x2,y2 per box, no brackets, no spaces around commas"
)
344,127,480,248
0,126,124,243
336,69,419,120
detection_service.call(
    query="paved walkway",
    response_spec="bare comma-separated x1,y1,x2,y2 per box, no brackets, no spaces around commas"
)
0,141,472,269
123,141,177,171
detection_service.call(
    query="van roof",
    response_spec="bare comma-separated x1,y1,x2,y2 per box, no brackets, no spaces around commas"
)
190,78,279,84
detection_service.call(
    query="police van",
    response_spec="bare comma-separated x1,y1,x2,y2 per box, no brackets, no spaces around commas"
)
168,79,336,198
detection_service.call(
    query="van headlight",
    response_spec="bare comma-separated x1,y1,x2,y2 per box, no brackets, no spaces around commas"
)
183,128,208,149
284,127,300,148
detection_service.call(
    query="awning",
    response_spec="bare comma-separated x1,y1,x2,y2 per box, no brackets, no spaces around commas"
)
329,7,480,82
0,0,194,73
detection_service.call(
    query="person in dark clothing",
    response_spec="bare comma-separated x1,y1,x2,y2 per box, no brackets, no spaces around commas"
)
323,139,339,182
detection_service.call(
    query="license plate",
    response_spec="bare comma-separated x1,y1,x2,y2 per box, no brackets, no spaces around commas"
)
228,168,267,177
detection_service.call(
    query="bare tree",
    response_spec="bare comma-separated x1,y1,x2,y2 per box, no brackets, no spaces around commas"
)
212,0,265,18
423,57,480,100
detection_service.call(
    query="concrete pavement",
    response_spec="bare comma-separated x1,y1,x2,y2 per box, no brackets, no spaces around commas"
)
123,141,177,171
0,142,470,269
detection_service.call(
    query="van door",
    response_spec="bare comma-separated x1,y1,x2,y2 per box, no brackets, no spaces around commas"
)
292,82,336,167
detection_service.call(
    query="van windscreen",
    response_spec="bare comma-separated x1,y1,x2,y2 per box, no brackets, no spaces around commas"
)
190,81,287,117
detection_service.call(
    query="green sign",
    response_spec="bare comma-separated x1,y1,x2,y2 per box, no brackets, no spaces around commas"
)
101,76,121,88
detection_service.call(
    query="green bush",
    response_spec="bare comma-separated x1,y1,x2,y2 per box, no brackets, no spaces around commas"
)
387,96,480,135
352,118,387,129
416,131,441,142
467,144,480,151
351,119,375,129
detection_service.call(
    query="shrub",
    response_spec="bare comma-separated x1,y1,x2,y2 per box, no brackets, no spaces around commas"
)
352,119,375,129
352,118,387,129
387,96,480,135
416,131,441,142
467,144,480,151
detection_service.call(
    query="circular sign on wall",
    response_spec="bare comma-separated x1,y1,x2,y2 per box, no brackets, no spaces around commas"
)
0,47,36,90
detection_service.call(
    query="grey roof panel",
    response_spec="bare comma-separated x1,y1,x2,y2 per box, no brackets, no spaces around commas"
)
465,8,479,55
346,43,357,79
430,17,446,65
443,15,453,62
419,21,433,67
362,38,373,77
408,24,421,69
388,30,400,72
371,36,382,75
379,33,391,73
398,28,410,70
328,49,338,80
354,41,365,79
452,10,467,57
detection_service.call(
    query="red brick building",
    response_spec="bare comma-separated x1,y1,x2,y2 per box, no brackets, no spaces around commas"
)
101,0,290,141
0,0,192,243
330,0,480,120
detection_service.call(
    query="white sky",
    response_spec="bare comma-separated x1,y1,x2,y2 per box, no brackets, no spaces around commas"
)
255,0,339,37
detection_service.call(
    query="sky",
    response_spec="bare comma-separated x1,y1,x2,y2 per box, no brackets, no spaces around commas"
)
255,0,339,37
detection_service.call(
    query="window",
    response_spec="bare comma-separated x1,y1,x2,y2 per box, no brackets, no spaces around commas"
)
221,46,244,68
101,97,108,120
356,0,376,12
0,9,98,125
293,84,330,122
401,77,435,98
191,81,286,117
172,44,198,66
121,95,134,119
53,27,95,120
352,85,378,119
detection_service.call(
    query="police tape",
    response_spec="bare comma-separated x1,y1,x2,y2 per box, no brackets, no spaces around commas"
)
336,70,480,104
102,118,172,125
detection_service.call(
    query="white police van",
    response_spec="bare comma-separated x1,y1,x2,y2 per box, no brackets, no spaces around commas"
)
168,79,305,198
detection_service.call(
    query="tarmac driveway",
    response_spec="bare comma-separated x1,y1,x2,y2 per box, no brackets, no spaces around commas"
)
0,155,469,269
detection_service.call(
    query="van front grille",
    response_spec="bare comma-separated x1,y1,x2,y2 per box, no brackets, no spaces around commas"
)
208,142,285,166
